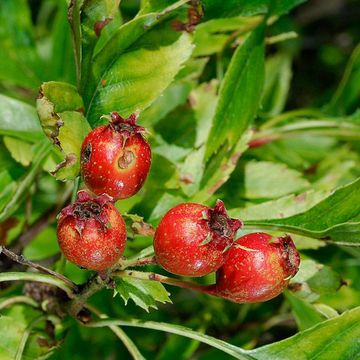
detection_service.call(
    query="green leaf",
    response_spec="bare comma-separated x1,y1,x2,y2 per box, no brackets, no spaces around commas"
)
261,52,292,117
327,43,360,115
249,306,360,360
114,277,171,312
205,25,265,160
80,0,121,94
241,161,310,199
200,0,307,20
289,259,343,302
0,0,43,89
285,291,326,331
87,21,193,126
0,140,52,222
192,131,251,203
193,16,262,57
3,137,33,166
36,81,91,180
0,313,58,360
0,95,45,142
230,190,329,221
245,177,360,245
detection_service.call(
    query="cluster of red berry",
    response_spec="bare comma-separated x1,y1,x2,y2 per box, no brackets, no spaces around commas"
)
57,112,300,303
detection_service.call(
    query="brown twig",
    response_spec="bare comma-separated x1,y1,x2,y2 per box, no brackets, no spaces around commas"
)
0,246,77,291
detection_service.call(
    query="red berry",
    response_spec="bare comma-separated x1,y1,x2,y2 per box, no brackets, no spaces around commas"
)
153,200,242,277
57,191,126,271
214,233,300,303
80,112,151,200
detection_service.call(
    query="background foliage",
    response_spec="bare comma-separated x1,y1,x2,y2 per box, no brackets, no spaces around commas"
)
0,0,359,359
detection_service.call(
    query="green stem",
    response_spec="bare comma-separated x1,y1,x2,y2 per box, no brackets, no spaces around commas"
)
119,256,157,270
86,304,145,360
15,315,47,360
252,120,360,145
71,176,81,203
0,272,75,299
0,296,38,310
84,319,252,359
260,108,324,130
0,141,52,222
67,275,106,317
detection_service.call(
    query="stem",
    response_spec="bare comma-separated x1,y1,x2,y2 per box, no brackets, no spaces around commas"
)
84,319,251,359
85,304,145,360
251,120,360,147
265,31,297,45
119,256,157,270
71,176,81,203
116,270,215,295
67,275,106,318
15,315,47,360
0,247,77,291
0,272,75,298
157,0,191,18
0,295,38,310
260,108,324,130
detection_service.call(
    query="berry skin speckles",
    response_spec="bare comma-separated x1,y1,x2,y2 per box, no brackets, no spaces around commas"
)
57,190,127,271
153,200,242,277
213,232,300,303
80,112,151,200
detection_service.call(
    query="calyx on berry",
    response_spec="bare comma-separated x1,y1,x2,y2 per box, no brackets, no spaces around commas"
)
212,232,300,303
57,190,127,271
80,112,151,200
153,200,242,277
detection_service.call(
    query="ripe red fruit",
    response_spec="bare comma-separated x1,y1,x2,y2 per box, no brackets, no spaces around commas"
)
213,232,300,303
80,112,151,200
57,191,126,271
153,200,242,277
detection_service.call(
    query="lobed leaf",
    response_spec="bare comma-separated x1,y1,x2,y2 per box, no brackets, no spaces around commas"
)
114,277,171,312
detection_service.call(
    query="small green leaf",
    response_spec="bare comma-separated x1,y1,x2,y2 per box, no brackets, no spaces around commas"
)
205,25,265,160
114,277,171,312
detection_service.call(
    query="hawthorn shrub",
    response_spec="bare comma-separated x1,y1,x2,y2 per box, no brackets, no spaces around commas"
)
0,0,359,359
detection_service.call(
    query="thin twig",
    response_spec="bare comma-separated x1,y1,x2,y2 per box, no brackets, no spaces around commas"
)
0,246,77,291
119,256,158,270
